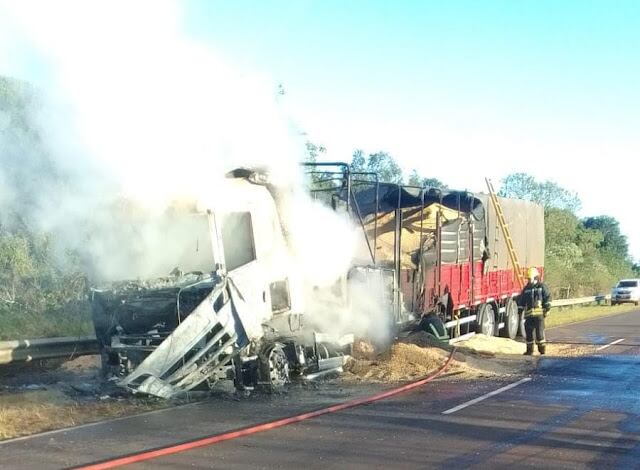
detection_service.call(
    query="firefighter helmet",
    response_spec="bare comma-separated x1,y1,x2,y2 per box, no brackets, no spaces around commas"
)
527,267,540,282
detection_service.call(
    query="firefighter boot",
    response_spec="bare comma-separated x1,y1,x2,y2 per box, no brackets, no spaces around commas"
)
538,343,546,355
523,343,534,356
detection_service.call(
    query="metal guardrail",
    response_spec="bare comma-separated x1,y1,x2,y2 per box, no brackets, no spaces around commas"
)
448,294,612,344
551,294,610,308
0,336,99,365
0,295,615,365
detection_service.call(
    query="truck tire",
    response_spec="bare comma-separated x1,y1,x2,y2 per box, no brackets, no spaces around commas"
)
500,299,519,340
476,303,495,337
419,313,448,340
258,344,290,393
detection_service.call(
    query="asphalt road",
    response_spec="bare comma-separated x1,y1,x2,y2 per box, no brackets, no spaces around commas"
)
547,308,640,354
2,308,640,469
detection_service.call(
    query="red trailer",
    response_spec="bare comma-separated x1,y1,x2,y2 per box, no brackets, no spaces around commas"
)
349,182,545,340
304,164,545,341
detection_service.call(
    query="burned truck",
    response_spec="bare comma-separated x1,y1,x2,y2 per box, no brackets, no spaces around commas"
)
91,163,544,398
91,169,354,398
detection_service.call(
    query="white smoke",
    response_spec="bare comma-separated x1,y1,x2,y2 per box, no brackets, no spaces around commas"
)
1,1,302,201
285,197,357,288
305,273,395,347
0,0,394,342
0,0,305,277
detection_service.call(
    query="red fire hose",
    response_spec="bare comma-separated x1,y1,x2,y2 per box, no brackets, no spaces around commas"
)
76,348,456,470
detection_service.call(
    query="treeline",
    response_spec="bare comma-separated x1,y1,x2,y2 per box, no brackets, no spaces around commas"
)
305,143,447,189
499,173,638,297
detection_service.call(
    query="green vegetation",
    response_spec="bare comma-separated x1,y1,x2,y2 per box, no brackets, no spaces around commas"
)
407,169,448,189
0,76,91,340
348,149,447,189
499,173,636,297
351,150,404,184
546,303,638,329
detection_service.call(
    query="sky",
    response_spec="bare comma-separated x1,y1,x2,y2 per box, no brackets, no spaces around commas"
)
186,0,640,260
1,1,638,260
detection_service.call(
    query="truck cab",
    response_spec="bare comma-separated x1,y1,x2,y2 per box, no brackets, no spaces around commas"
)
91,170,353,398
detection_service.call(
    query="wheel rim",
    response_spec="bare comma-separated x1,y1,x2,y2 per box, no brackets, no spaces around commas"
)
485,310,495,335
267,347,290,389
480,306,495,336
507,302,518,334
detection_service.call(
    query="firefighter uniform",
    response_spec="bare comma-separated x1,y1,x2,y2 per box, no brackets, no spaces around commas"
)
518,268,551,355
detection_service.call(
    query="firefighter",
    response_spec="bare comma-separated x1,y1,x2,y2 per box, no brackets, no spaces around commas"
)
519,267,551,355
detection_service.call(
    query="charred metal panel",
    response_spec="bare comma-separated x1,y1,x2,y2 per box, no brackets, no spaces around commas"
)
117,281,242,398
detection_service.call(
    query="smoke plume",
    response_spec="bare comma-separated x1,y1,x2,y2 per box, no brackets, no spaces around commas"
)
0,0,393,342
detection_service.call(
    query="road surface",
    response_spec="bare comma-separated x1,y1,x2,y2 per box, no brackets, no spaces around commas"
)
1,308,639,469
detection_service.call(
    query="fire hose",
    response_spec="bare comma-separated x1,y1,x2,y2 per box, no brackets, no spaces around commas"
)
74,348,457,470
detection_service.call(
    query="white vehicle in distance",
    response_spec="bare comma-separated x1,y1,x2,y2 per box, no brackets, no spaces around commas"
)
611,279,640,306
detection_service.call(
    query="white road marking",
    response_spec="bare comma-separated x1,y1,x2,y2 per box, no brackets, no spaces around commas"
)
442,378,532,415
596,338,625,351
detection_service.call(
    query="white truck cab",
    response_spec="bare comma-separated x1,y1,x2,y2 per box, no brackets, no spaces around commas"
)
91,169,354,398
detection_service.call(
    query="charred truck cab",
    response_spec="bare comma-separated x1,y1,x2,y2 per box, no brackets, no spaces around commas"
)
91,169,353,398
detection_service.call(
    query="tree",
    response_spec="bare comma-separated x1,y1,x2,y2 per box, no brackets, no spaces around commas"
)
1,76,64,231
350,150,403,184
545,209,581,250
304,141,326,164
498,173,581,213
0,76,91,339
583,216,630,260
350,149,366,172
407,169,448,189
505,173,636,295
0,234,34,304
542,208,615,296
303,141,336,195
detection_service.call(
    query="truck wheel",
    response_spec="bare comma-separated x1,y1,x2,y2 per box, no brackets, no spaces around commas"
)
500,299,519,340
476,304,495,337
419,312,448,340
258,344,290,393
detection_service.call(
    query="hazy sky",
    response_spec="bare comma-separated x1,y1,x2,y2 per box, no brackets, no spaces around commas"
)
1,1,637,260
187,0,640,260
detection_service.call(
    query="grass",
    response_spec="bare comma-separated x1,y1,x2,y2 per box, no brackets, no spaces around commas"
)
546,303,639,329
0,389,166,440
0,302,93,341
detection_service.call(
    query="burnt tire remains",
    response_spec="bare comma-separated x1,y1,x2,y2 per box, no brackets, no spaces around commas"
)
259,344,290,392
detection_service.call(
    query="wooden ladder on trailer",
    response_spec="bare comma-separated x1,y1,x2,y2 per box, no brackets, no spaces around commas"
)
485,178,525,290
